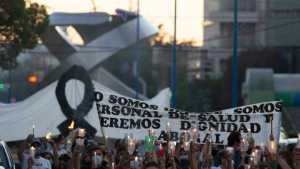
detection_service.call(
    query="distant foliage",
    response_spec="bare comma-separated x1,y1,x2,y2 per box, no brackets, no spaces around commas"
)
151,24,197,46
0,0,48,70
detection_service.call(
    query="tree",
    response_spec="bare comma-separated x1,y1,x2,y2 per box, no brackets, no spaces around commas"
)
0,0,48,70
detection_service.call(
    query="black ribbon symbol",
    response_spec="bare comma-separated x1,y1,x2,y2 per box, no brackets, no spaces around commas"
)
55,65,97,137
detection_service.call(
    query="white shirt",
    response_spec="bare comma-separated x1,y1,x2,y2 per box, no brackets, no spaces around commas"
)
32,157,52,169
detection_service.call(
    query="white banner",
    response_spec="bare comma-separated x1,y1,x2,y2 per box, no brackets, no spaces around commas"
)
94,90,282,145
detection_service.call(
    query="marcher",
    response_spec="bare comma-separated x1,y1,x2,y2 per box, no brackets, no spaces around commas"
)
14,128,300,169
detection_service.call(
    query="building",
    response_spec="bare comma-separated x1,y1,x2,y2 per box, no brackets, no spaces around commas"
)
264,0,300,47
204,0,266,49
242,68,300,134
152,0,300,83
152,46,229,89
204,0,300,71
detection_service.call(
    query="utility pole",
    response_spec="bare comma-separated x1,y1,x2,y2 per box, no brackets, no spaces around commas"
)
171,0,177,108
232,0,238,107
134,0,140,98
90,0,97,12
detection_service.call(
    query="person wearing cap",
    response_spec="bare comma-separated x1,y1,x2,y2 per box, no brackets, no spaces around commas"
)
227,131,242,169
28,142,52,169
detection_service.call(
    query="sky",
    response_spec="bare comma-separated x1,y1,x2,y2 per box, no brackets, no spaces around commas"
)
33,0,204,46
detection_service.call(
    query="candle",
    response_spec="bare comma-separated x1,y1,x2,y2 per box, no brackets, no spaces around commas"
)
78,128,85,137
226,147,234,156
241,138,249,152
66,139,72,152
134,156,138,169
46,132,52,140
128,138,135,155
269,140,276,154
183,141,190,151
30,146,35,158
251,149,259,165
68,120,75,130
166,122,171,132
32,124,35,136
94,152,97,167
191,127,198,142
149,129,155,136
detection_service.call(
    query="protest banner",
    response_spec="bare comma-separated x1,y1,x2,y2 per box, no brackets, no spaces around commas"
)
94,90,282,145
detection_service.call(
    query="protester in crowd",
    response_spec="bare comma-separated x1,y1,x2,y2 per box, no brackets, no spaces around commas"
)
293,144,300,169
19,135,34,169
15,128,300,169
227,131,242,169
19,134,34,162
41,151,55,168
54,135,67,157
28,149,52,169
26,138,52,169
57,154,72,169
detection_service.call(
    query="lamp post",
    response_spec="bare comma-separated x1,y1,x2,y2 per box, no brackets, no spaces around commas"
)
232,0,239,107
171,0,177,108
134,0,141,98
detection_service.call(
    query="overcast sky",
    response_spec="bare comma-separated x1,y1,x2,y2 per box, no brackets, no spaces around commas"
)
33,0,204,46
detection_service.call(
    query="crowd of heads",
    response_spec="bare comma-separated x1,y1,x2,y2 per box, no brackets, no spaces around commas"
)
16,129,300,169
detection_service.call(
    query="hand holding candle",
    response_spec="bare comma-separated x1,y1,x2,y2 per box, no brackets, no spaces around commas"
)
30,146,35,158
32,124,35,136
78,128,85,137
127,135,136,155
251,148,260,165
149,129,155,136
93,152,97,168
241,137,249,153
191,127,198,142
134,156,138,169
269,140,277,154
112,162,115,169
166,122,171,132
46,132,52,140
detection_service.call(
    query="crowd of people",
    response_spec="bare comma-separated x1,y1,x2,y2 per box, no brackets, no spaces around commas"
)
15,129,300,169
